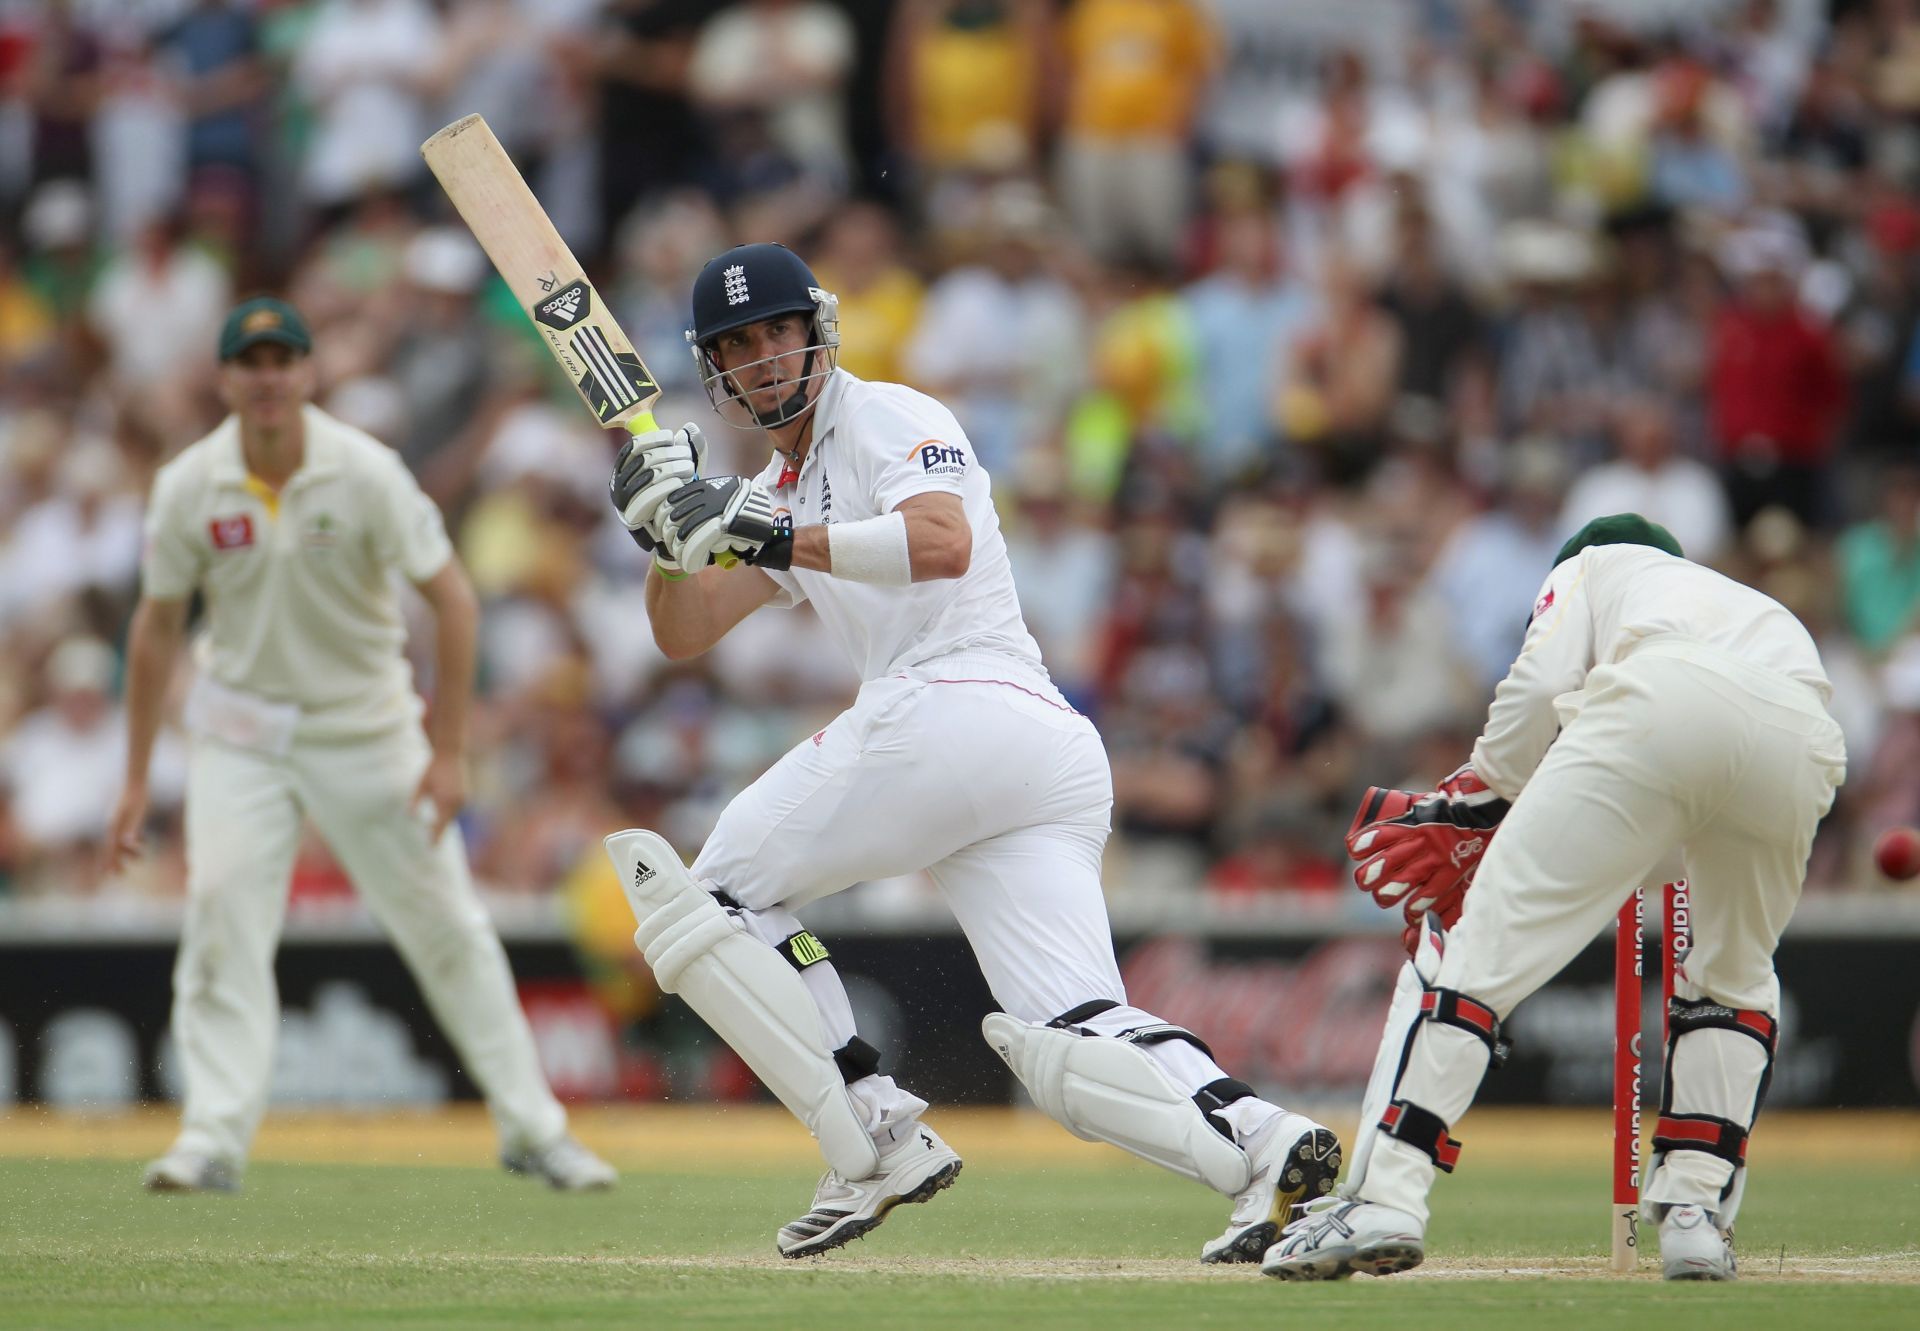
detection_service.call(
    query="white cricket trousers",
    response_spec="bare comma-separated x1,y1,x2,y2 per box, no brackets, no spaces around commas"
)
1365,635,1844,1221
692,653,1235,1100
169,725,566,1164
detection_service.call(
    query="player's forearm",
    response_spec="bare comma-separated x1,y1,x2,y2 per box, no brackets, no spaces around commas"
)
644,557,781,659
423,573,478,759
786,525,832,573
647,564,704,659
786,506,970,583
122,599,184,787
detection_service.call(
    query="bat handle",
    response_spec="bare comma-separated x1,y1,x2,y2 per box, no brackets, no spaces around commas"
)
623,407,740,569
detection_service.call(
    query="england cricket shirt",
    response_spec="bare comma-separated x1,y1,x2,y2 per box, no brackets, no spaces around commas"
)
750,368,1052,687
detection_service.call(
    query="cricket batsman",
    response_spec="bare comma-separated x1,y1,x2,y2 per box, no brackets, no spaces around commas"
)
602,242,1342,1260
110,297,615,1193
1265,514,1846,1282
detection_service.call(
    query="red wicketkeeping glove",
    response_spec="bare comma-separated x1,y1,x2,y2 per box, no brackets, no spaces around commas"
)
1346,764,1509,935
1399,892,1467,957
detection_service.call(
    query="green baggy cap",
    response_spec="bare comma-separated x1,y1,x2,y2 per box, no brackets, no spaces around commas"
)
218,296,312,361
1554,513,1685,568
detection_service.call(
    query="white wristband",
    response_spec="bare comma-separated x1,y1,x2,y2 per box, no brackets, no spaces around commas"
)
826,511,913,586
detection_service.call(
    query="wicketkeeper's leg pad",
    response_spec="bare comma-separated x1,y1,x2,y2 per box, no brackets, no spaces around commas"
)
605,829,880,1179
1344,921,1506,1225
1644,985,1778,1226
983,1003,1254,1195
1343,919,1440,1198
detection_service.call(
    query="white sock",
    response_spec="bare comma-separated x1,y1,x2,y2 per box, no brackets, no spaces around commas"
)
847,1074,928,1150
1213,1096,1285,1149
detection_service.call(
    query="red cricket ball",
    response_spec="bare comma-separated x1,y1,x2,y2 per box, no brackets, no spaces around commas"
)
1873,826,1920,881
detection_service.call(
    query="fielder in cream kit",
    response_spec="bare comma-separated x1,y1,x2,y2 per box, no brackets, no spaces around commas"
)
1271,516,1846,1282
111,298,614,1194
605,243,1341,1260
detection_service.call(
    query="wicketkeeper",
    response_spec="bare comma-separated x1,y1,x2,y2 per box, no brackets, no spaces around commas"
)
1266,514,1845,1282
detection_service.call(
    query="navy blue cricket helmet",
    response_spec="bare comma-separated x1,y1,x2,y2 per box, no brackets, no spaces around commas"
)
686,242,840,429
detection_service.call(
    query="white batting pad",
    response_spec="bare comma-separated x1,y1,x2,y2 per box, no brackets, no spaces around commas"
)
983,1013,1252,1194
606,829,879,1180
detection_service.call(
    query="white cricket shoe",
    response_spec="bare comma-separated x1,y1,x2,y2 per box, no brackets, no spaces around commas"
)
1200,1113,1342,1263
1259,1196,1426,1280
502,1135,618,1191
777,1123,962,1258
1659,1204,1737,1281
143,1150,241,1194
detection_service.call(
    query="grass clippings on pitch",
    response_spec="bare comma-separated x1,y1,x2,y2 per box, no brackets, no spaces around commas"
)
0,1106,1914,1329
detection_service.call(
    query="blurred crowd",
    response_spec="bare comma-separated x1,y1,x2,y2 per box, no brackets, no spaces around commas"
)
2,0,1919,913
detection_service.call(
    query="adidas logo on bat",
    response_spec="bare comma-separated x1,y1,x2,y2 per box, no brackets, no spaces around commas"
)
534,280,590,329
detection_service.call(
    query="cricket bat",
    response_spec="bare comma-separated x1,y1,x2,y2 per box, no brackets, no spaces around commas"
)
421,114,660,436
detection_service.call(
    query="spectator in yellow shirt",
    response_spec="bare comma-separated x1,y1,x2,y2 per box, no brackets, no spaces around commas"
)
810,202,925,386
888,0,1052,186
1057,0,1220,271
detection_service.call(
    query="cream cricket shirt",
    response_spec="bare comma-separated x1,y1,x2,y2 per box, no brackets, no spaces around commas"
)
142,404,453,740
1472,542,1833,800
750,369,1051,685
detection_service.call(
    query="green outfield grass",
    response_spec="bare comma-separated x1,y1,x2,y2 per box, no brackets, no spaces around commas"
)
1,1151,1915,1330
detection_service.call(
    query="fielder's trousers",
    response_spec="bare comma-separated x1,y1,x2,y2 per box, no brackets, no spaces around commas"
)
169,724,566,1164
1443,635,1845,1017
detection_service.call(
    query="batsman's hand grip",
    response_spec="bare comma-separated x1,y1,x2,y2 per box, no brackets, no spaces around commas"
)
628,411,741,569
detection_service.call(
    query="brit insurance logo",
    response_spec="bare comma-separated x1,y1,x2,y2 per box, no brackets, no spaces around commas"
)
910,438,967,477
534,279,589,329
723,264,749,305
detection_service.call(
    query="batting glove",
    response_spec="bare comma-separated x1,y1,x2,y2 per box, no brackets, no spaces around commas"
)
611,423,708,570
662,474,793,572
